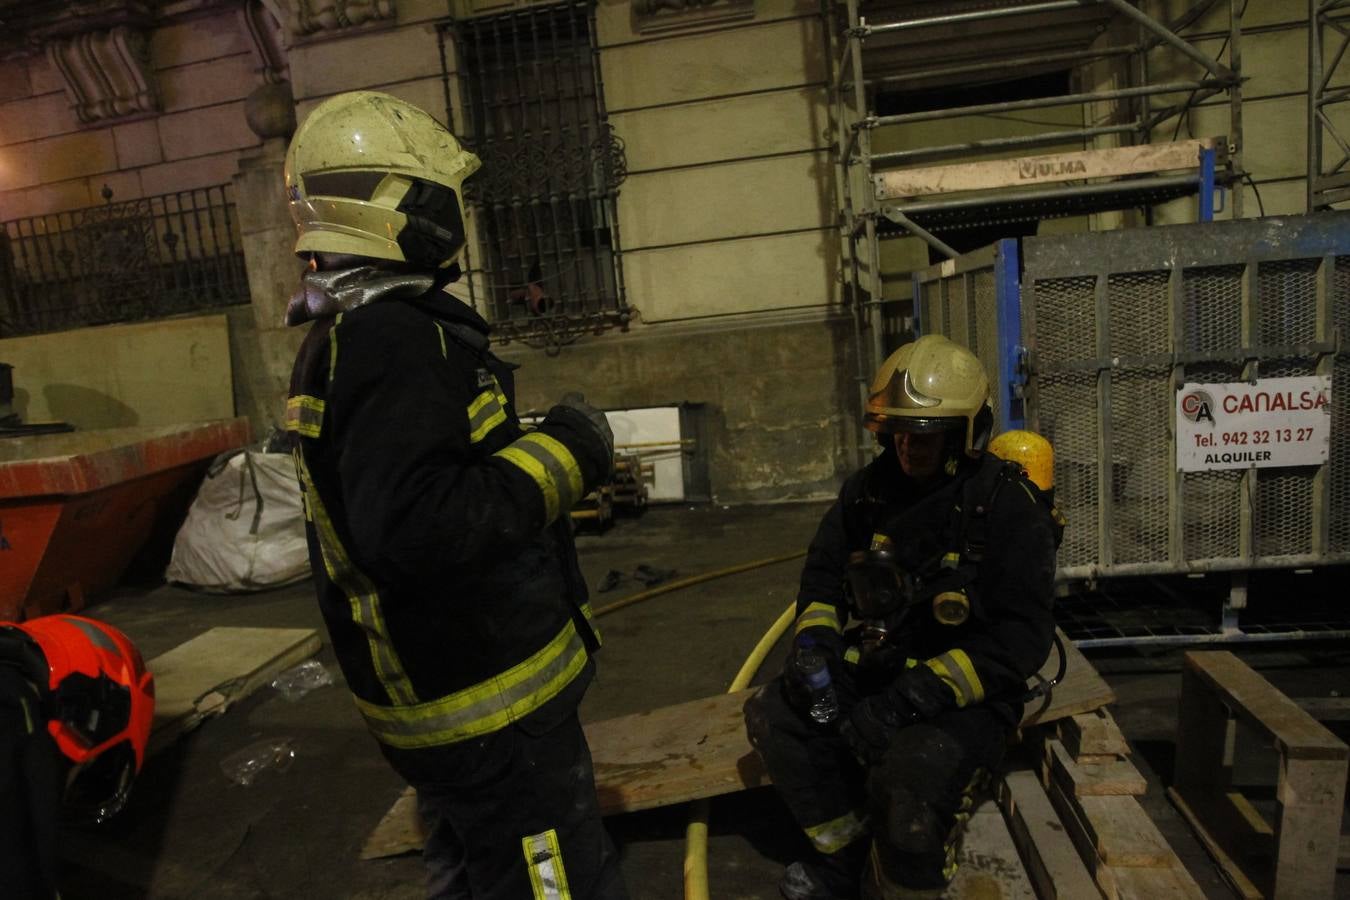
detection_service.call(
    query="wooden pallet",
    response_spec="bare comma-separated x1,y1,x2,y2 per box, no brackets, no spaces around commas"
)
1168,651,1349,900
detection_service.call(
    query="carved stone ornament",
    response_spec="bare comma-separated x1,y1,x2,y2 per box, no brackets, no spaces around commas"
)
631,0,755,34
284,0,396,36
45,25,159,124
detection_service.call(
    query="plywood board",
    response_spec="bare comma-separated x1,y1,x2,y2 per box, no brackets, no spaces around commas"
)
147,626,322,755
364,631,1113,858
874,138,1219,200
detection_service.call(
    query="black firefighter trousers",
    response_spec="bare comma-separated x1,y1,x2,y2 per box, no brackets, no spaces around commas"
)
745,676,1010,892
382,706,628,900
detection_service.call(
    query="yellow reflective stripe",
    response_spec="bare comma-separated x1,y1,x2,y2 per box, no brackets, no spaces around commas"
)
804,810,869,854
843,646,861,664
523,828,572,899
495,433,584,521
435,322,448,359
285,395,325,438
294,450,417,706
354,621,588,748
579,601,602,647
467,383,510,444
925,649,984,708
795,601,841,634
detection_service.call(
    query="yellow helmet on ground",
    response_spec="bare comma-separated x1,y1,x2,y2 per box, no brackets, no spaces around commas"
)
989,429,1055,491
284,91,481,270
864,334,992,456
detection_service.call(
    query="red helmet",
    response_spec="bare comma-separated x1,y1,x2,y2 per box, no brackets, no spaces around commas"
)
0,615,155,822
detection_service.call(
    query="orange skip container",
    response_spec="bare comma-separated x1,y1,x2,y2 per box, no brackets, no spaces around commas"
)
0,419,252,620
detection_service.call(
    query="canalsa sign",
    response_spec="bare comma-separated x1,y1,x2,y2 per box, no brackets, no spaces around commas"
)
1175,376,1332,472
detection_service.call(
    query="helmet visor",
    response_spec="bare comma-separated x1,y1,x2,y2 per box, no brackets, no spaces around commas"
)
864,413,966,436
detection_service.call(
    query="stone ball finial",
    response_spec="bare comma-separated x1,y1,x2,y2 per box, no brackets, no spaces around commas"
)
245,80,297,140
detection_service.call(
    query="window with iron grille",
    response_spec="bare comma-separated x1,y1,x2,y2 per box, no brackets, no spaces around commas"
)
447,1,629,352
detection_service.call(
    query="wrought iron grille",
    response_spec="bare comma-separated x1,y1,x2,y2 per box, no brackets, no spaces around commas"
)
0,185,249,337
447,1,629,352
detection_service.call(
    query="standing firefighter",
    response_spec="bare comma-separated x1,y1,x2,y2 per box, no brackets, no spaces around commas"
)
745,335,1059,899
283,91,627,900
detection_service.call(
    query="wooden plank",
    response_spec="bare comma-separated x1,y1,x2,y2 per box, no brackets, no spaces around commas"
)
1047,739,1148,798
1109,864,1208,900
946,800,1037,900
146,626,322,755
1184,652,1350,761
1022,630,1116,727
1062,709,1131,759
586,690,770,815
363,631,1114,858
873,138,1218,200
1166,787,1263,900
1272,755,1347,899
1048,780,1173,869
1000,770,1103,900
359,787,423,861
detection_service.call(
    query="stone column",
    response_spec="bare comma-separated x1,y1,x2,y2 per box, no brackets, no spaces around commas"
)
231,82,306,438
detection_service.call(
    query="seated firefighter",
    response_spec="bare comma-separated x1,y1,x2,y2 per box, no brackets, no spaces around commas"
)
745,334,1059,900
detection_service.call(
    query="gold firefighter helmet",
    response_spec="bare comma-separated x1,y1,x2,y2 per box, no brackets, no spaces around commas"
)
864,334,991,455
284,91,481,270
989,429,1055,492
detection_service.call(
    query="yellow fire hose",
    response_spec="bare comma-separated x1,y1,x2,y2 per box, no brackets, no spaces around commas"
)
588,550,805,899
683,600,797,899
591,551,806,619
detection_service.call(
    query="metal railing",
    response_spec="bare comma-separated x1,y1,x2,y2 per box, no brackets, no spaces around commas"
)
0,185,250,337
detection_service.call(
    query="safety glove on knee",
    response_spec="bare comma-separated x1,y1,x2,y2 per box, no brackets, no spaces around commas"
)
840,665,954,765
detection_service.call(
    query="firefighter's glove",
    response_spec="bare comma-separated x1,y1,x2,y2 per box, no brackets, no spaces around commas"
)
784,627,843,713
545,393,615,481
840,689,919,765
840,666,952,765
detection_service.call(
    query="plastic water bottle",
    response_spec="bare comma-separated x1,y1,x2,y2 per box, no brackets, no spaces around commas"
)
795,649,839,725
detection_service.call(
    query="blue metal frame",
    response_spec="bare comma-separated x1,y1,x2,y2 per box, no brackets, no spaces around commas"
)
911,271,926,336
994,238,1026,431
1198,147,1216,222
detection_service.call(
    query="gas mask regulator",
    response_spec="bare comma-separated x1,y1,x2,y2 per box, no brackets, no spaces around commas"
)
844,542,971,653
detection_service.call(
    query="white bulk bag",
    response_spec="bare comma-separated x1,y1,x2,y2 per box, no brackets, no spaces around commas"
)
165,450,311,592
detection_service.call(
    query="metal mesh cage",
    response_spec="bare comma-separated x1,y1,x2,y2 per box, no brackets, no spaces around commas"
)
949,276,970,349
1182,265,1243,353
1332,355,1350,555
1034,276,1096,367
1108,271,1169,359
1258,259,1319,345
1023,214,1349,581
1039,372,1098,568
1255,469,1314,557
1181,361,1245,561
1108,368,1171,564
973,269,1001,429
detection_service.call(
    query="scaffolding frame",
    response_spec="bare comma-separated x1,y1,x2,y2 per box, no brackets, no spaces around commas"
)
833,0,1249,466
1309,0,1350,210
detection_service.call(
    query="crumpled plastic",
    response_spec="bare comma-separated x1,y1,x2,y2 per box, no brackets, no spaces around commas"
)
270,660,334,702
220,739,297,787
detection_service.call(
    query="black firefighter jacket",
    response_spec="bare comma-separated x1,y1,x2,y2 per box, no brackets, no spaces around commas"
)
286,289,610,751
794,446,1058,724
